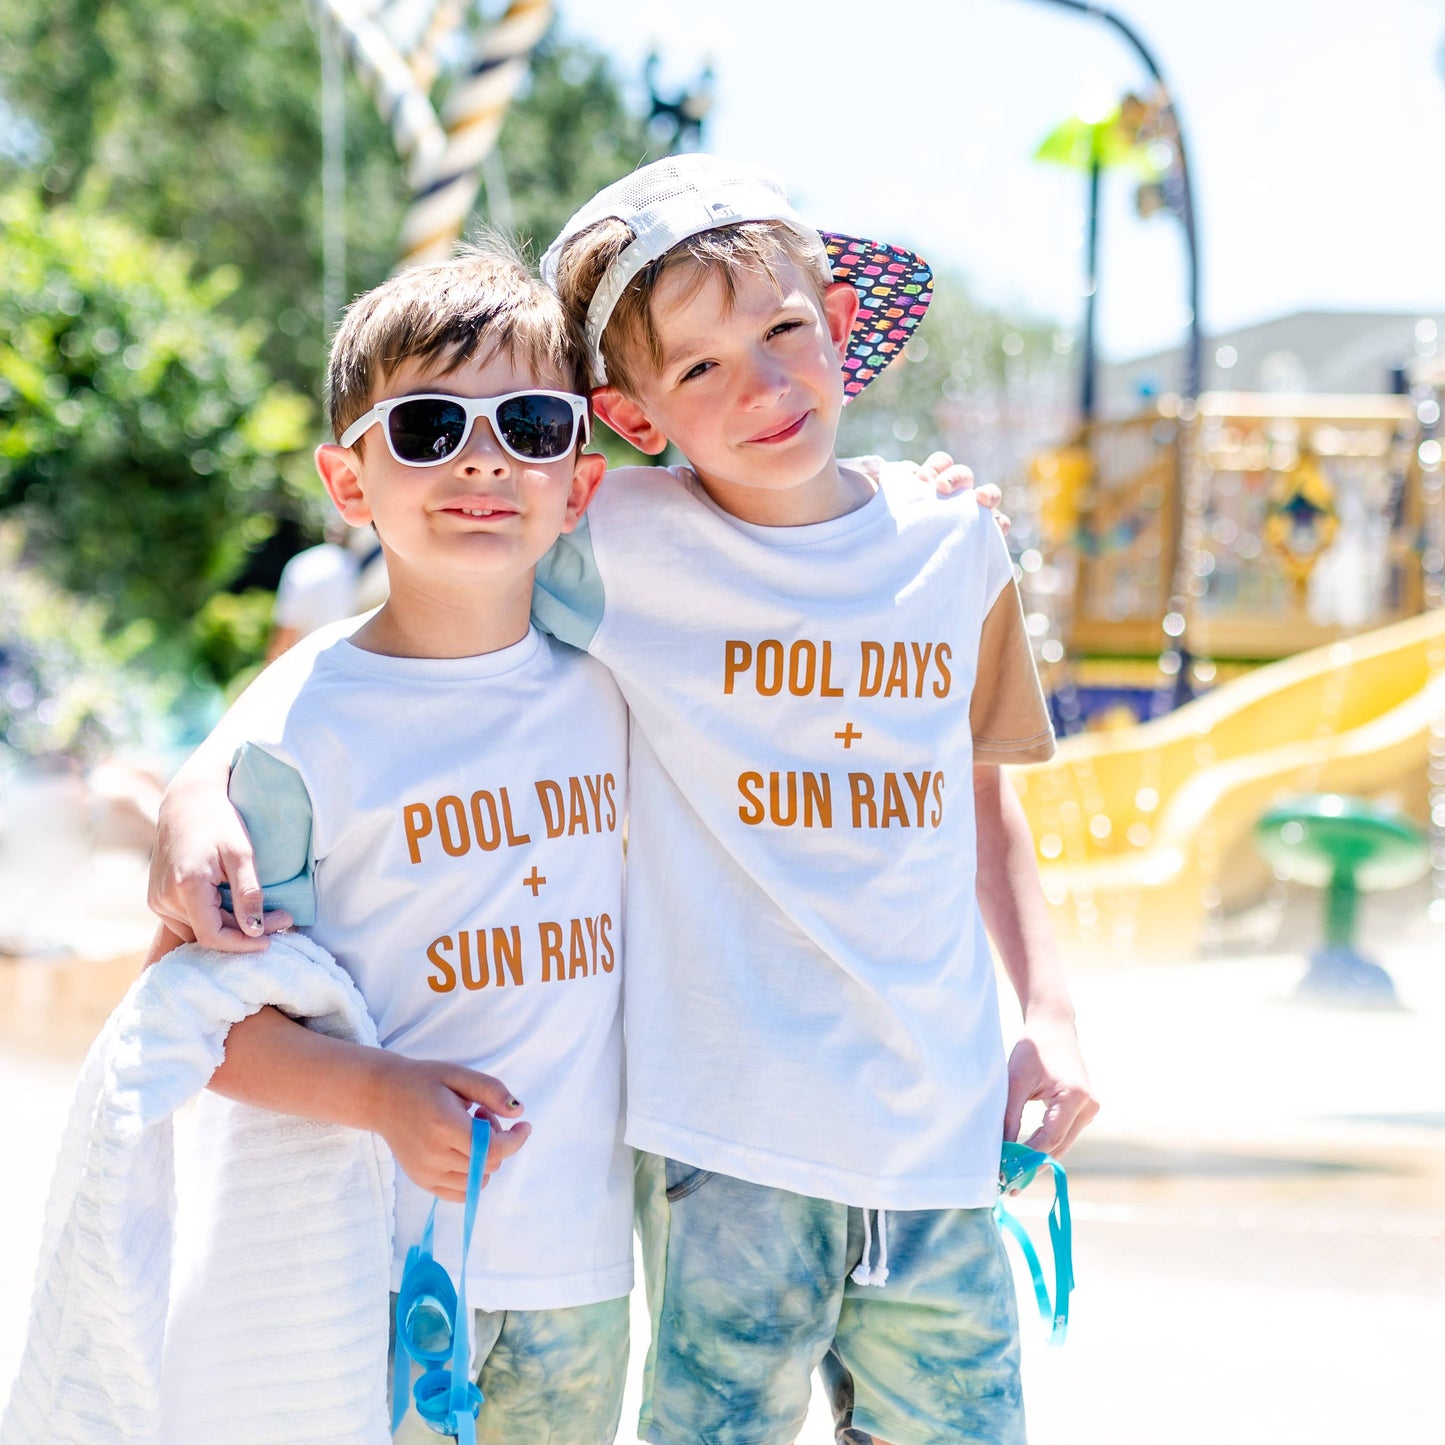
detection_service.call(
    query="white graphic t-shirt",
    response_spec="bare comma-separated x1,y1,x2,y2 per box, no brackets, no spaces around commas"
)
226,628,632,1309
535,466,1054,1210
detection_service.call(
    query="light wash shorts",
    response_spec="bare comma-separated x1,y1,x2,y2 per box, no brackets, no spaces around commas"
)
635,1154,1024,1445
390,1295,629,1444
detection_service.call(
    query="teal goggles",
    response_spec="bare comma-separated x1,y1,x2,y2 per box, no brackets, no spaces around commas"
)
391,1114,490,1440
995,1141,1074,1344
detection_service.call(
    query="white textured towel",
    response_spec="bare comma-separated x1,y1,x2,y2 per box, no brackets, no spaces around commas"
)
0,932,395,1444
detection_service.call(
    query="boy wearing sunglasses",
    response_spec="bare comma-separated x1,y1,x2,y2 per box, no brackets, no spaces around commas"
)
152,241,636,1442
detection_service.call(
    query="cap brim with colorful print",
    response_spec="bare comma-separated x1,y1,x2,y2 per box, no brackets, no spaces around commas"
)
539,154,933,403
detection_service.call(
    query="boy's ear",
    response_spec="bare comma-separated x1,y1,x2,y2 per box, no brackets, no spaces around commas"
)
315,443,373,526
562,449,607,533
822,282,861,358
591,386,669,456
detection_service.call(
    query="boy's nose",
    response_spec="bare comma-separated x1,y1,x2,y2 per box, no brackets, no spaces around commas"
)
455,420,510,474
737,355,789,409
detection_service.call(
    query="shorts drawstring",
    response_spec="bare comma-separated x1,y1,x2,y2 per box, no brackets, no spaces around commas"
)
850,1208,890,1287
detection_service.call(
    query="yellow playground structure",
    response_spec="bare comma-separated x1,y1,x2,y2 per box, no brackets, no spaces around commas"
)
1019,389,1445,960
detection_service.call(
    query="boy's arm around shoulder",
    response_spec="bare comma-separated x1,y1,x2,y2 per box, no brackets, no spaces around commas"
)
148,623,354,948
207,1007,531,1202
974,766,1098,1158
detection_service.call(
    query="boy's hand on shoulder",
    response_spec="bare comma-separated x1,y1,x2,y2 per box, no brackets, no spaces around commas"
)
148,784,292,951
369,1054,531,1203
1005,1012,1098,1159
855,451,1010,534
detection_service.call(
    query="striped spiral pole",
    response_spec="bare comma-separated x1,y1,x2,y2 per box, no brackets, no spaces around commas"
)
314,0,446,189
397,0,553,267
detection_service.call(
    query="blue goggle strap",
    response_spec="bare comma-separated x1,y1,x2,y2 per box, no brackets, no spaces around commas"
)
448,1113,490,1443
389,1114,491,1440
994,1143,1073,1345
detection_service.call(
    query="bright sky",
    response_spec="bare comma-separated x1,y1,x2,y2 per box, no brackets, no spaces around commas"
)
552,0,1445,362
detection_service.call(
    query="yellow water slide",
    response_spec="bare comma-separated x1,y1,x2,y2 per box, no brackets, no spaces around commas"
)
1011,609,1445,961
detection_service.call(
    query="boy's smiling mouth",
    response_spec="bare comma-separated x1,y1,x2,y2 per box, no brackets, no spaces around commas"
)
437,496,520,520
746,411,810,445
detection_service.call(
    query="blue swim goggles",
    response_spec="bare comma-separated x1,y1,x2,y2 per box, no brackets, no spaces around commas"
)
391,1114,490,1440
994,1141,1073,1344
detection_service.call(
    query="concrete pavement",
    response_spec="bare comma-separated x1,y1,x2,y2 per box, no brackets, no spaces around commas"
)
2,770,1442,1442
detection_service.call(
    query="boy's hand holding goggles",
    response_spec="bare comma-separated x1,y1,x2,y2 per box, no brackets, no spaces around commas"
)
392,1113,492,1440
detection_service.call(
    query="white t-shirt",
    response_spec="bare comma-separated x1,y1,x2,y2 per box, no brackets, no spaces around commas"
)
227,627,633,1309
535,466,1054,1210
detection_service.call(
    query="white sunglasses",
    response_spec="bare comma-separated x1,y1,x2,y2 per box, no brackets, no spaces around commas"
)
339,389,590,467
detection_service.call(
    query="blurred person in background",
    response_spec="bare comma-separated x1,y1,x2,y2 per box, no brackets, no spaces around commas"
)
266,516,388,661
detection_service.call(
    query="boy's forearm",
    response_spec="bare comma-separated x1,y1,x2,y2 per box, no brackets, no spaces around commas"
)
973,765,1075,1024
208,1005,392,1133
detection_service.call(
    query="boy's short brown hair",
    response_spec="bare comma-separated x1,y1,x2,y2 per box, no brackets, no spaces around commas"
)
550,218,832,398
326,237,583,444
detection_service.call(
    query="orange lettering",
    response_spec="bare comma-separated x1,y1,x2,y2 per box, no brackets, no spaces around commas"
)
738,771,765,824
850,772,878,828
859,641,884,697
910,642,934,697
535,779,565,838
787,640,816,696
458,930,486,990
539,921,564,981
403,803,433,865
931,771,946,825
437,795,469,856
803,772,833,828
904,771,931,825
881,772,909,825
770,771,799,827
820,640,844,697
425,935,456,993
494,926,523,986
933,644,952,698
599,912,615,972
567,775,589,835
883,646,909,699
499,786,531,846
469,790,502,852
569,918,590,977
723,640,751,694
756,639,784,696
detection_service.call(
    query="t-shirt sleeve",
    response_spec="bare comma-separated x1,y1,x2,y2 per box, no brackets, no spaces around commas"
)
532,514,605,651
971,573,1056,766
217,742,317,926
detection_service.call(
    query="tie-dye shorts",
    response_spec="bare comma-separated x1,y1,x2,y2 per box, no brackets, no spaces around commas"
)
390,1294,629,1443
635,1154,1025,1445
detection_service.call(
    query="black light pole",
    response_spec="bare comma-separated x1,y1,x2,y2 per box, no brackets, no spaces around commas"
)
1020,0,1202,401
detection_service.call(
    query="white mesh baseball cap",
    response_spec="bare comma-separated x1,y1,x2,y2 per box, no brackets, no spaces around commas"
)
539,153,933,400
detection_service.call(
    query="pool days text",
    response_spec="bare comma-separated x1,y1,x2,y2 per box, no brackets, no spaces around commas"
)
724,637,955,831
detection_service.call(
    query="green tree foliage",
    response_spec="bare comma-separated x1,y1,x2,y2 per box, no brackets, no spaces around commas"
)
0,1,653,394
0,189,311,652
0,524,178,762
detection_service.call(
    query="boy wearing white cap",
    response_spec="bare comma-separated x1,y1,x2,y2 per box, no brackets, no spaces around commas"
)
528,155,1096,1445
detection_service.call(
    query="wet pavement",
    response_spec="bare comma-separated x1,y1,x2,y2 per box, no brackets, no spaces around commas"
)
2,769,1442,1443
